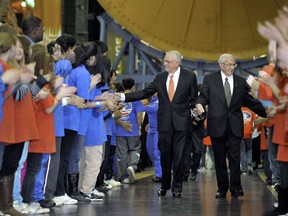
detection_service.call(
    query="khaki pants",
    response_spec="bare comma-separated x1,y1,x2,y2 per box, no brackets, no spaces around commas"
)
78,145,103,193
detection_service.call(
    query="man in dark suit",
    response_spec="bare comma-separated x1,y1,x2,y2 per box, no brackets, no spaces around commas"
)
195,53,266,199
116,50,198,197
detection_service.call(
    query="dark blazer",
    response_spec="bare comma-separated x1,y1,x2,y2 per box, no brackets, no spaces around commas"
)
196,72,266,138
125,68,198,132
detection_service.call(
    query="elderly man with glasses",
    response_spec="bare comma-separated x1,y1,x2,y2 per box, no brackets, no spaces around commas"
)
195,53,266,199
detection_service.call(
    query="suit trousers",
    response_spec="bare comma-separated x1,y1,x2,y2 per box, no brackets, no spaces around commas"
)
158,126,190,193
211,121,242,193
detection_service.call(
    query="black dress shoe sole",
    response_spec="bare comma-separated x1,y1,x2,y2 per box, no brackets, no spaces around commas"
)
215,193,226,199
157,189,166,196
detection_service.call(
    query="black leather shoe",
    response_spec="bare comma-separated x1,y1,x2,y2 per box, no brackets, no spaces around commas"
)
152,176,162,183
39,199,56,208
172,192,181,198
231,190,244,198
157,189,167,196
215,192,226,199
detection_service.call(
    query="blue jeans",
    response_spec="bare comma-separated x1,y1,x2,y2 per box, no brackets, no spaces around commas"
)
267,127,280,184
13,141,29,202
240,138,252,172
68,135,84,174
55,129,81,196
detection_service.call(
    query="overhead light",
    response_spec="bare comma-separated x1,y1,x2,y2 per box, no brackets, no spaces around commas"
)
20,1,27,7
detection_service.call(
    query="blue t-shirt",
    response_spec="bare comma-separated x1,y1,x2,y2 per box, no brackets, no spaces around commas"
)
116,100,144,137
53,60,72,137
54,59,72,80
139,97,159,133
63,64,90,133
84,85,108,146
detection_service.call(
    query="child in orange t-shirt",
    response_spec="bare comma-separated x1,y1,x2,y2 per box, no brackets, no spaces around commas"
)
240,107,256,174
199,119,214,171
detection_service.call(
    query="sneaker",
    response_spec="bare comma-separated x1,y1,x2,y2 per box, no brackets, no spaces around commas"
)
248,165,254,174
105,179,121,187
265,178,273,186
197,167,206,173
13,201,29,214
242,171,248,175
92,189,105,198
272,182,281,192
70,192,91,203
79,191,103,202
274,202,279,208
39,199,56,208
34,206,50,214
126,166,135,183
26,202,50,214
96,183,112,192
152,176,162,183
122,178,130,184
53,193,78,205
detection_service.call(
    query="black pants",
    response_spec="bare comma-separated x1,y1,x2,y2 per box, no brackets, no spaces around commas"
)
55,129,77,196
211,123,242,193
184,123,205,178
0,143,24,176
158,125,190,193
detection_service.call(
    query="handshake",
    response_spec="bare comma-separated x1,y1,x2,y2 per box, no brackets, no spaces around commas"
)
192,103,207,122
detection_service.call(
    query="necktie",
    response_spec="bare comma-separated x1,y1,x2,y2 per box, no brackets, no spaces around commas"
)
224,77,231,106
168,75,174,101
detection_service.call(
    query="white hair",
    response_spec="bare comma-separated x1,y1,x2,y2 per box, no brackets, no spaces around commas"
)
218,53,234,63
165,50,183,62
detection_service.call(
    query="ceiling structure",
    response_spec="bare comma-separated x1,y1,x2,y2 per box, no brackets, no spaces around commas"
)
98,0,287,62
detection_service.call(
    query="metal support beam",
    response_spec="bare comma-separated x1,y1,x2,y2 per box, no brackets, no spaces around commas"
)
97,15,107,43
111,41,128,72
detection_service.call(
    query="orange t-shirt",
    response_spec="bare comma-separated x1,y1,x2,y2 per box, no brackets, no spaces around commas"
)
258,64,274,101
203,119,211,145
242,107,256,139
28,93,56,153
277,145,288,162
0,60,39,144
271,73,288,162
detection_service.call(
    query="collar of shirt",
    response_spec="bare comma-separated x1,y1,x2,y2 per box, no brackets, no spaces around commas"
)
23,35,35,45
166,67,180,91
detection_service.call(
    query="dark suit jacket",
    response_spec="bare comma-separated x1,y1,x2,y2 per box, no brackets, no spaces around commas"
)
125,68,198,132
196,72,266,138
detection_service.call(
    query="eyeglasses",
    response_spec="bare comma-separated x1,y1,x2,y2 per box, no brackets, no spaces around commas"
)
221,63,237,68
162,60,176,64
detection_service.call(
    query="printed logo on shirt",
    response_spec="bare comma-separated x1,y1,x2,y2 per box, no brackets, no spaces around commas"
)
120,102,132,121
242,110,252,125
